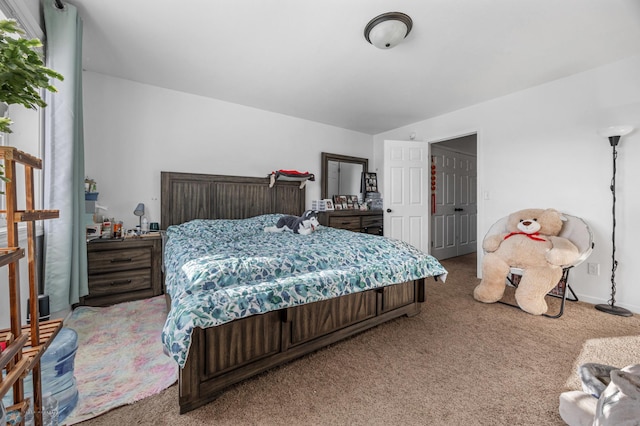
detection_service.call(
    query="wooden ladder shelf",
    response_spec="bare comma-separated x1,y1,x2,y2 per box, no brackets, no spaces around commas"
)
0,147,61,426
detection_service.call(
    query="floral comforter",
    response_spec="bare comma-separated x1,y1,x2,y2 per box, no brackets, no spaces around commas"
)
161,214,447,367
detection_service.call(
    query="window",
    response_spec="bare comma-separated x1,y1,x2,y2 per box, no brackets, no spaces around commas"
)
0,2,45,239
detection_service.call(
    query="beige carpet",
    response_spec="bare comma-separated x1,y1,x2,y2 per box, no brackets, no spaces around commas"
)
78,253,640,425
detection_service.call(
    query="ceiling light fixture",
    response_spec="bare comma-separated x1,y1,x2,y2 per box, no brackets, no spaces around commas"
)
364,12,413,49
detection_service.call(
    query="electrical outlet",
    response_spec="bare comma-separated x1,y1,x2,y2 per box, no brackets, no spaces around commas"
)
588,263,600,276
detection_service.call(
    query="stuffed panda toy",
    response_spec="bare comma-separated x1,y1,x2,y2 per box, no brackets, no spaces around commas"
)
264,210,319,235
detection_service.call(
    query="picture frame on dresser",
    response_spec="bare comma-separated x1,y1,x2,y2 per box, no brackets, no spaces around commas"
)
363,172,378,193
348,195,359,209
334,195,348,210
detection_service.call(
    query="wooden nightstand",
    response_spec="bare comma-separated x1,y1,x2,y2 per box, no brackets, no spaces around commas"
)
82,235,162,306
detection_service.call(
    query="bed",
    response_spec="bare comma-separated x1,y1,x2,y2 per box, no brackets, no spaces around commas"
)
160,171,447,413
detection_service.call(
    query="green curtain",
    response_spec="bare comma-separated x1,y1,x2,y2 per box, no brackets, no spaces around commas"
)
42,0,88,312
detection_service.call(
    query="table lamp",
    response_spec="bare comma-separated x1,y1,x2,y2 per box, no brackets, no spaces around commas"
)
134,203,145,230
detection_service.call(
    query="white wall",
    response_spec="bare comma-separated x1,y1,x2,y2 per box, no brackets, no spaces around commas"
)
374,54,640,314
83,72,373,231
0,70,375,328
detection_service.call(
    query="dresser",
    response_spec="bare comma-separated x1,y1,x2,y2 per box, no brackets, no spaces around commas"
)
318,210,383,235
82,235,163,306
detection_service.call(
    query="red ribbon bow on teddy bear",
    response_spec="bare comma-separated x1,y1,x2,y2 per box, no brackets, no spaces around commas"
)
503,232,546,242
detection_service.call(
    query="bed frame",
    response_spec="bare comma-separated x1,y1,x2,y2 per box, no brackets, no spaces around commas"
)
161,171,428,414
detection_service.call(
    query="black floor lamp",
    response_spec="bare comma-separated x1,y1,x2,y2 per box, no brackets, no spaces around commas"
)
595,125,634,317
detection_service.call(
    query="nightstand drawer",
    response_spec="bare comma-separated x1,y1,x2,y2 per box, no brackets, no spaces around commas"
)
88,269,152,296
328,216,361,230
361,216,383,228
88,247,151,274
318,211,384,234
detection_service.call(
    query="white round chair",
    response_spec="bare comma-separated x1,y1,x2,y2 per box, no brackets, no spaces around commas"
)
483,213,594,318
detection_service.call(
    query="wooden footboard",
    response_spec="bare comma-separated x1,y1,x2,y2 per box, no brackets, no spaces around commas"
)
178,279,425,413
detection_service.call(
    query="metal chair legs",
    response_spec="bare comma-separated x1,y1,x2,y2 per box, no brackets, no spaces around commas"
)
497,268,578,318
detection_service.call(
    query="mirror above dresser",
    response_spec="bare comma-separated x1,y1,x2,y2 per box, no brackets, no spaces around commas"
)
321,152,367,201
319,152,383,235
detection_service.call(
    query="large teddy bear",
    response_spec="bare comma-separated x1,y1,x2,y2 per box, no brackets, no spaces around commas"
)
473,208,580,315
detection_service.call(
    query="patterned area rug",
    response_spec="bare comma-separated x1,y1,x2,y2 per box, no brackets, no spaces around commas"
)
62,296,178,425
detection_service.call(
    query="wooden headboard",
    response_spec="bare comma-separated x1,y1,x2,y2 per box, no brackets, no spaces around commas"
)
160,172,306,229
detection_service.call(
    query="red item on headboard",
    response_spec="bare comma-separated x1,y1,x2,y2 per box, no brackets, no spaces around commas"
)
268,169,316,188
274,169,310,176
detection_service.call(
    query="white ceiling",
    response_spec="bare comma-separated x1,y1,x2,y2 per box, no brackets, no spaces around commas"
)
68,0,640,135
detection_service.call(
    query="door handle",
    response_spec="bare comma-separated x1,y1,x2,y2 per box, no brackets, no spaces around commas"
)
386,209,392,213
454,208,464,212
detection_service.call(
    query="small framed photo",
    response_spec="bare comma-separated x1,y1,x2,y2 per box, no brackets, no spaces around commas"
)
324,199,335,211
348,195,359,210
363,172,378,193
334,195,348,210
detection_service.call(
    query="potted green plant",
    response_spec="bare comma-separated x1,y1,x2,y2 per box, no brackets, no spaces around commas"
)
0,19,63,132
0,18,63,187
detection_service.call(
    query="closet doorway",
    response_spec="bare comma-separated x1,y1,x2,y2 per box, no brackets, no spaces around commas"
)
430,134,477,260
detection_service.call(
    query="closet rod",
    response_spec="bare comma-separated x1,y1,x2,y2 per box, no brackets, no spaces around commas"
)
54,0,64,9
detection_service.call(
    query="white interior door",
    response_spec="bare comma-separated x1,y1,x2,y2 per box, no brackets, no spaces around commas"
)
383,140,430,253
430,145,477,260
